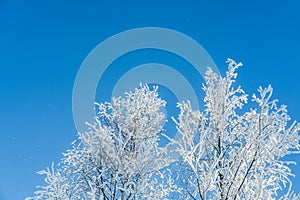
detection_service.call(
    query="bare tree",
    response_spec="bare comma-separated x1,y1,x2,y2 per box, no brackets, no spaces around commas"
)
169,59,300,200
27,59,300,200
27,84,175,200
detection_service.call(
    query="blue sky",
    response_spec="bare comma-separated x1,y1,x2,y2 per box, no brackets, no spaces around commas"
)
1,1,300,199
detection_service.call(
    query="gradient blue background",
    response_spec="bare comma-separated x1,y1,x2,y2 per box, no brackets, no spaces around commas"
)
1,1,300,199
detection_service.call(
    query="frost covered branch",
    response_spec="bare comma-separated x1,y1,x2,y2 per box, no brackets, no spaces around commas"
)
27,84,175,200
171,59,300,200
27,59,300,200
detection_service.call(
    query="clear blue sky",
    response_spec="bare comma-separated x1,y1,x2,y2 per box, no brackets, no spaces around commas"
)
1,1,300,199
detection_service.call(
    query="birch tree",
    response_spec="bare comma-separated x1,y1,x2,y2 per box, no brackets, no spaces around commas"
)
170,59,300,200
27,84,175,200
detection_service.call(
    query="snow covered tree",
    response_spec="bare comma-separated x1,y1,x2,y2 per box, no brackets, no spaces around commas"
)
27,59,300,200
169,59,300,200
27,84,175,200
